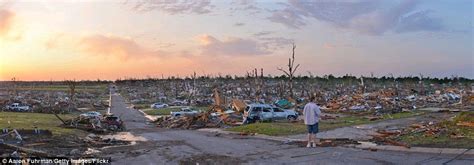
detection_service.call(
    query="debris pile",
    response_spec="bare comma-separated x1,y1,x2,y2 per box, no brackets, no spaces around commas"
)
0,129,74,157
82,133,130,148
59,113,125,133
0,81,109,114
155,112,221,129
155,107,240,129
369,112,474,148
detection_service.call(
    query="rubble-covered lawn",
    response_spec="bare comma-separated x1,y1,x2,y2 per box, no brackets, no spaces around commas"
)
0,112,85,135
14,85,107,92
227,111,425,136
395,111,474,148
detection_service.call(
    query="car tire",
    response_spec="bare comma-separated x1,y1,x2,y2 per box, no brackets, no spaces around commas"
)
109,125,118,131
287,115,297,120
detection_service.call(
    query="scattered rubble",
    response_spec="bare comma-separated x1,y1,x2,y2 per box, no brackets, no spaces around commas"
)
0,81,109,114
59,113,125,133
83,133,131,148
155,110,237,129
287,138,360,147
368,112,474,148
115,76,472,120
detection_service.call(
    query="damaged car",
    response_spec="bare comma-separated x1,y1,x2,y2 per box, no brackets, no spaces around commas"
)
243,104,298,124
170,107,199,117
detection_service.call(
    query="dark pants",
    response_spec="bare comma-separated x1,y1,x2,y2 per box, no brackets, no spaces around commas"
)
307,123,319,134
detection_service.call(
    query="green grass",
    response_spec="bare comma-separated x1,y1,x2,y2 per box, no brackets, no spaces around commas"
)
226,121,361,136
133,104,150,110
227,111,425,136
228,122,307,136
194,106,210,112
397,111,474,148
0,112,86,136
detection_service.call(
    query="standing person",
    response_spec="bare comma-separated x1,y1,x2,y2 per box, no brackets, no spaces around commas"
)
303,96,321,148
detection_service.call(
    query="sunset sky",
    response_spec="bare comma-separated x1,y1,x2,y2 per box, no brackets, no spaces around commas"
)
0,0,472,81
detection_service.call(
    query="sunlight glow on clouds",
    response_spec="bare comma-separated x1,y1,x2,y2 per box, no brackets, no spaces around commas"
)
196,34,270,56
79,34,164,60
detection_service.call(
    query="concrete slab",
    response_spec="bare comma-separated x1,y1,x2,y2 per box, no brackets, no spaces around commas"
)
409,147,442,154
384,145,410,152
465,149,474,155
441,148,469,155
418,107,448,112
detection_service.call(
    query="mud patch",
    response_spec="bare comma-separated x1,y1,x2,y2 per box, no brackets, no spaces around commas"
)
179,154,245,165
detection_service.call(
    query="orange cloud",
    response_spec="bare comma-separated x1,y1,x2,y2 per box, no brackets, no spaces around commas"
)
0,8,20,41
196,34,219,45
323,43,335,49
78,34,164,60
0,9,14,36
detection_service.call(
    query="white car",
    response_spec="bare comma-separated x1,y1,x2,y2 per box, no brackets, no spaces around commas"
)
243,104,299,124
151,103,169,109
80,111,102,118
6,103,30,112
170,107,199,117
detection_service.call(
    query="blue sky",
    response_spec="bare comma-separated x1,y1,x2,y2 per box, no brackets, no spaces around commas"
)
0,0,472,80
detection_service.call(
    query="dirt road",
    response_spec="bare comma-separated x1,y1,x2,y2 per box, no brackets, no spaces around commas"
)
105,91,473,165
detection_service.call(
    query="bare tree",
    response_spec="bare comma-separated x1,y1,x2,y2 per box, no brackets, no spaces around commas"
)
245,71,253,98
66,80,76,112
419,73,425,95
278,43,300,99
11,77,18,98
254,68,264,102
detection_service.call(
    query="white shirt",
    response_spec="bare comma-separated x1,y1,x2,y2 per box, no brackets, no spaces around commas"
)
303,102,321,125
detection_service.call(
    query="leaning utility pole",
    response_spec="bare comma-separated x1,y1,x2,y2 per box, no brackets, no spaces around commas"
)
277,43,300,99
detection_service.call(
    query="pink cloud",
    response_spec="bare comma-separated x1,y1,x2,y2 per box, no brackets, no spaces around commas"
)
0,9,14,36
196,34,270,56
79,34,164,60
323,43,335,49
127,0,213,15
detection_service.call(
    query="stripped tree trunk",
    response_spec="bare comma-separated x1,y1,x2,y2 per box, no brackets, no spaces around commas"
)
278,44,300,99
